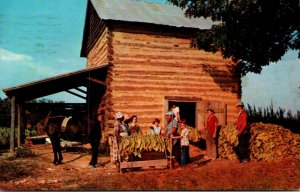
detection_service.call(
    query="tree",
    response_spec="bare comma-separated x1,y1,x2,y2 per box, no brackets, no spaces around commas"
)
168,0,300,75
0,97,64,127
0,97,11,127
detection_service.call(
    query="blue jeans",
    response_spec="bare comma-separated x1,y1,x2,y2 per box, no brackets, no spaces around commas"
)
181,146,189,166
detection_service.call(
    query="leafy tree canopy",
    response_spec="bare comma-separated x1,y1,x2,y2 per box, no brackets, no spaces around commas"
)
168,0,300,75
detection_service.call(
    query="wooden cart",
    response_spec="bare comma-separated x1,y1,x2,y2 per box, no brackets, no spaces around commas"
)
117,151,168,173
116,138,174,173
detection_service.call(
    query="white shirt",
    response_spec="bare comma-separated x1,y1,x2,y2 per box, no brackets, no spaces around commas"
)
172,106,180,120
151,126,161,135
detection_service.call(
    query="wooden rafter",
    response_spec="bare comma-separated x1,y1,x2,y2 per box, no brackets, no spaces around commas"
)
74,87,87,94
66,90,86,100
87,77,106,86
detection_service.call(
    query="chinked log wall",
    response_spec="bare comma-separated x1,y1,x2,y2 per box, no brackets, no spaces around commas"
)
87,24,240,133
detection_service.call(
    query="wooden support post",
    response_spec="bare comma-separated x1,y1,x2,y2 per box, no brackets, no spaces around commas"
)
10,96,16,153
169,137,173,170
21,106,26,144
17,104,21,147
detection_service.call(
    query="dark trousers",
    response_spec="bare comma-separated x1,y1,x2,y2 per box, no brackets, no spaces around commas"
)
173,141,181,164
181,146,189,166
236,134,250,161
90,139,100,165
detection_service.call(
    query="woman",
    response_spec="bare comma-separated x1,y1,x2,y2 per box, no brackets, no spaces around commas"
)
113,112,129,163
127,115,142,136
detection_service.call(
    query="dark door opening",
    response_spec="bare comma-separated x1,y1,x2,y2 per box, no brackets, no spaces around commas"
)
168,101,196,128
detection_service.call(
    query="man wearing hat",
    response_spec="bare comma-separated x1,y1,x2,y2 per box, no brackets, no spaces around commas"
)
165,111,178,137
204,108,218,160
165,111,180,166
235,101,250,163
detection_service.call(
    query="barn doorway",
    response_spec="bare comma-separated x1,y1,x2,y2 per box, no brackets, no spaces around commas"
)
168,101,196,128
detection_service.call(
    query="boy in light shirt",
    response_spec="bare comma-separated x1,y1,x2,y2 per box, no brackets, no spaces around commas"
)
171,119,190,166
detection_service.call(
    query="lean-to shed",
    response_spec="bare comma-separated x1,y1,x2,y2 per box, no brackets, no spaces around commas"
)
81,0,241,132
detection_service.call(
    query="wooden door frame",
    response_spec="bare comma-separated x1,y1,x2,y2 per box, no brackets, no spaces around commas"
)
163,96,202,128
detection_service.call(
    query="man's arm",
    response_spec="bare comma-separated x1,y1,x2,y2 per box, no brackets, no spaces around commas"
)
213,116,218,138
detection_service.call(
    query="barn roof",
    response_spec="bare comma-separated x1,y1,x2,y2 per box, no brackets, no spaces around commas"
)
3,64,109,102
80,0,214,57
90,0,214,29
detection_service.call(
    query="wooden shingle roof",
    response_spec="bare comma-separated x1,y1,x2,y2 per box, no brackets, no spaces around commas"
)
90,0,213,29
80,0,214,57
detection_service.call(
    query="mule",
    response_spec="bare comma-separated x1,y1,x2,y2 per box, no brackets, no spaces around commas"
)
42,111,89,165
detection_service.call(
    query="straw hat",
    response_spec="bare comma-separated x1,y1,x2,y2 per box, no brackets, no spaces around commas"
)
236,101,244,107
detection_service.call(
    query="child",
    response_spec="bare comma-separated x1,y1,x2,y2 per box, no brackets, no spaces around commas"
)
171,119,190,166
149,118,161,136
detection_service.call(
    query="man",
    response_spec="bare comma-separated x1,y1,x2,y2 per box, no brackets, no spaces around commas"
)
235,101,250,163
172,104,181,122
165,111,180,166
165,111,178,138
88,113,102,167
205,108,218,160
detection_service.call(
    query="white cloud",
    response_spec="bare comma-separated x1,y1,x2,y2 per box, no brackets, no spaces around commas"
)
0,48,32,62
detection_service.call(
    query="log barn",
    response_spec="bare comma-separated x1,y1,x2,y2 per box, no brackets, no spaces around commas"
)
3,0,242,153
80,0,241,133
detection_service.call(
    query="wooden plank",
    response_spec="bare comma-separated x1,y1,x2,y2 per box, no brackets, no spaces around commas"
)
29,135,49,139
120,159,168,169
165,96,202,102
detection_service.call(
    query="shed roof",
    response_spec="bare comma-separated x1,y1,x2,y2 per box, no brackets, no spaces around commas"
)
90,0,214,29
3,64,109,102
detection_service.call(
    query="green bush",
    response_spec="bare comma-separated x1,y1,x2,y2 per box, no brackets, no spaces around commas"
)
25,128,38,137
0,127,12,146
0,127,21,147
0,127,39,147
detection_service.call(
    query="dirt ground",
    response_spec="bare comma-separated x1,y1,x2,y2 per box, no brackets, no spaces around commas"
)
0,143,300,191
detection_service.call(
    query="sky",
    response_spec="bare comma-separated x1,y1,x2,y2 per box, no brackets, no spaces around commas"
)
0,0,299,114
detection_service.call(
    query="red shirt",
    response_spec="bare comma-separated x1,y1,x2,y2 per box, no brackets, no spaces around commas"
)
236,110,248,135
206,114,218,136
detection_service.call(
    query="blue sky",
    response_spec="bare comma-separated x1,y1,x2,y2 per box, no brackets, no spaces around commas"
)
0,0,299,114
